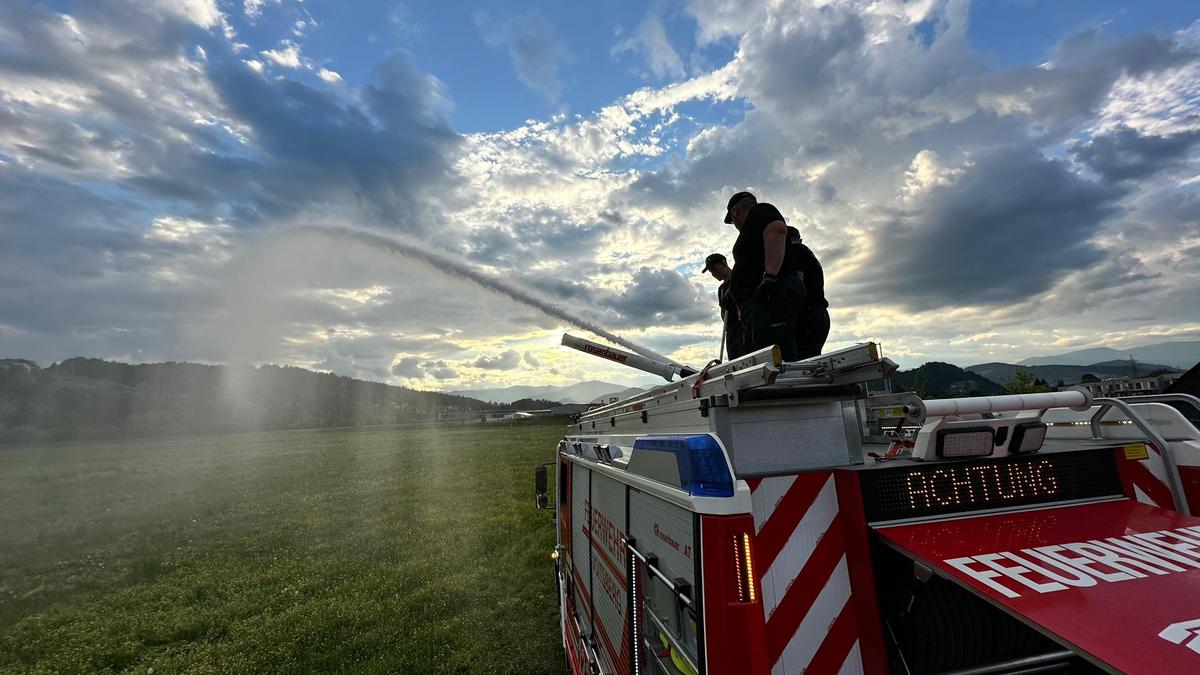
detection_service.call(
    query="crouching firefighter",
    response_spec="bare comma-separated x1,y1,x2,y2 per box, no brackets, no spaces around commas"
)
723,191,806,362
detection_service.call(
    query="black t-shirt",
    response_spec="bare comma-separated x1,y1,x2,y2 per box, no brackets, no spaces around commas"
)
716,281,737,317
730,203,792,298
785,227,828,309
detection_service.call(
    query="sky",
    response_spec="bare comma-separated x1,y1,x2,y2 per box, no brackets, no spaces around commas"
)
1,0,1198,392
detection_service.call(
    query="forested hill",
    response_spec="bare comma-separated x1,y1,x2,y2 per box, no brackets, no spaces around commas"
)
0,358,502,444
889,361,1003,398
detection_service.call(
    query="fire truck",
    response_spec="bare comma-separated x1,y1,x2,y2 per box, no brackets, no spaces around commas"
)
534,336,1200,675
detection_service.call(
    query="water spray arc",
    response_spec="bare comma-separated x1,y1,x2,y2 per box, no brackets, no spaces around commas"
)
289,225,692,374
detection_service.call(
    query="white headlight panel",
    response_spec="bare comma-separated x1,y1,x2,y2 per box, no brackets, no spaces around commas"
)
937,427,996,458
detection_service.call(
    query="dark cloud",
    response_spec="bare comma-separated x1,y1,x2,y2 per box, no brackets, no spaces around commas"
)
422,360,459,380
606,268,712,326
0,2,461,232
1070,126,1200,182
474,10,572,102
199,52,460,228
0,2,472,370
848,145,1119,309
929,29,1194,140
390,357,424,378
313,349,390,381
466,208,616,267
508,264,713,331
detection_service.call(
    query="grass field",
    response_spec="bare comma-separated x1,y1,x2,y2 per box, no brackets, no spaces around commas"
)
0,421,565,674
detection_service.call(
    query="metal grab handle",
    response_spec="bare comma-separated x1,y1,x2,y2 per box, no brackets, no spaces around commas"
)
1091,397,1189,515
626,541,694,608
569,609,606,675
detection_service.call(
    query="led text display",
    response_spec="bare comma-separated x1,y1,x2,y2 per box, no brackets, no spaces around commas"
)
861,449,1121,522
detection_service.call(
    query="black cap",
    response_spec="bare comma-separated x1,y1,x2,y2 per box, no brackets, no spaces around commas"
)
724,191,754,224
701,253,727,273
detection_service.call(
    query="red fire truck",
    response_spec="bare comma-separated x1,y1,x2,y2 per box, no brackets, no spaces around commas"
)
536,337,1200,675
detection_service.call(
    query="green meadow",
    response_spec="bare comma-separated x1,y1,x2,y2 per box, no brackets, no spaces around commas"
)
0,422,565,674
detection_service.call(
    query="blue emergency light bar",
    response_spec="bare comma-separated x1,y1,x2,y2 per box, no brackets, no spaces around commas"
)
632,434,734,497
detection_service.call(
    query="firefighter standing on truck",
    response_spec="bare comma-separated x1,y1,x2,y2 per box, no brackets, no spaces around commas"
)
724,191,806,362
701,253,744,360
785,226,829,358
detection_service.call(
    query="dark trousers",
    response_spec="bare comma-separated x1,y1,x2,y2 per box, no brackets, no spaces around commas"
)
796,306,830,359
726,316,747,360
740,276,806,362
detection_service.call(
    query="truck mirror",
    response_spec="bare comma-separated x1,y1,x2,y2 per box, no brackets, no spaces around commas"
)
535,465,549,509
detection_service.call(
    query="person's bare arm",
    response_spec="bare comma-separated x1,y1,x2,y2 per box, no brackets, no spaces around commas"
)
762,220,787,275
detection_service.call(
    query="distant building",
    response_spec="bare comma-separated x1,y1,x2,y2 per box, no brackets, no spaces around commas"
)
437,411,483,423
1078,372,1184,398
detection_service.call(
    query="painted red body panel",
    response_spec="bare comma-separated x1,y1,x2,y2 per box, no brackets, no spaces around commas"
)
878,499,1200,674
834,472,891,675
1179,465,1200,514
700,514,772,675
1112,445,1176,508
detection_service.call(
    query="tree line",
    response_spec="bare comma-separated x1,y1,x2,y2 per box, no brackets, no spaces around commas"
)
0,358,504,444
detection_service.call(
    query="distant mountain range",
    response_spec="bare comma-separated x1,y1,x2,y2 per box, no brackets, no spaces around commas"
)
966,359,1179,387
1016,340,1200,370
451,380,640,405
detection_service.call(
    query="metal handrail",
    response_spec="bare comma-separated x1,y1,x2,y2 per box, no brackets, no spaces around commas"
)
1090,397,1189,514
570,610,606,675
936,649,1076,675
642,605,701,675
625,542,694,609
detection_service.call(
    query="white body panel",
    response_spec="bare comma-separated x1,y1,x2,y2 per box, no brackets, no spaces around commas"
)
589,473,629,674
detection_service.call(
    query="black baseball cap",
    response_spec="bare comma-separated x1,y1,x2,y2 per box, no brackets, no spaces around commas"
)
724,191,754,224
701,253,727,272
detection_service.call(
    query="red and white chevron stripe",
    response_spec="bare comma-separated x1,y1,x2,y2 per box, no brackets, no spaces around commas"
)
1124,443,1175,509
749,472,864,675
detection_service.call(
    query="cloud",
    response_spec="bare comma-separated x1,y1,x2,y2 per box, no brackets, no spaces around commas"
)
474,10,572,103
613,6,686,80
424,360,459,380
606,268,714,326
900,149,962,200
848,145,1118,309
261,40,303,68
471,349,521,370
686,0,768,45
1070,125,1200,182
243,0,277,21
317,67,342,83
390,356,423,378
